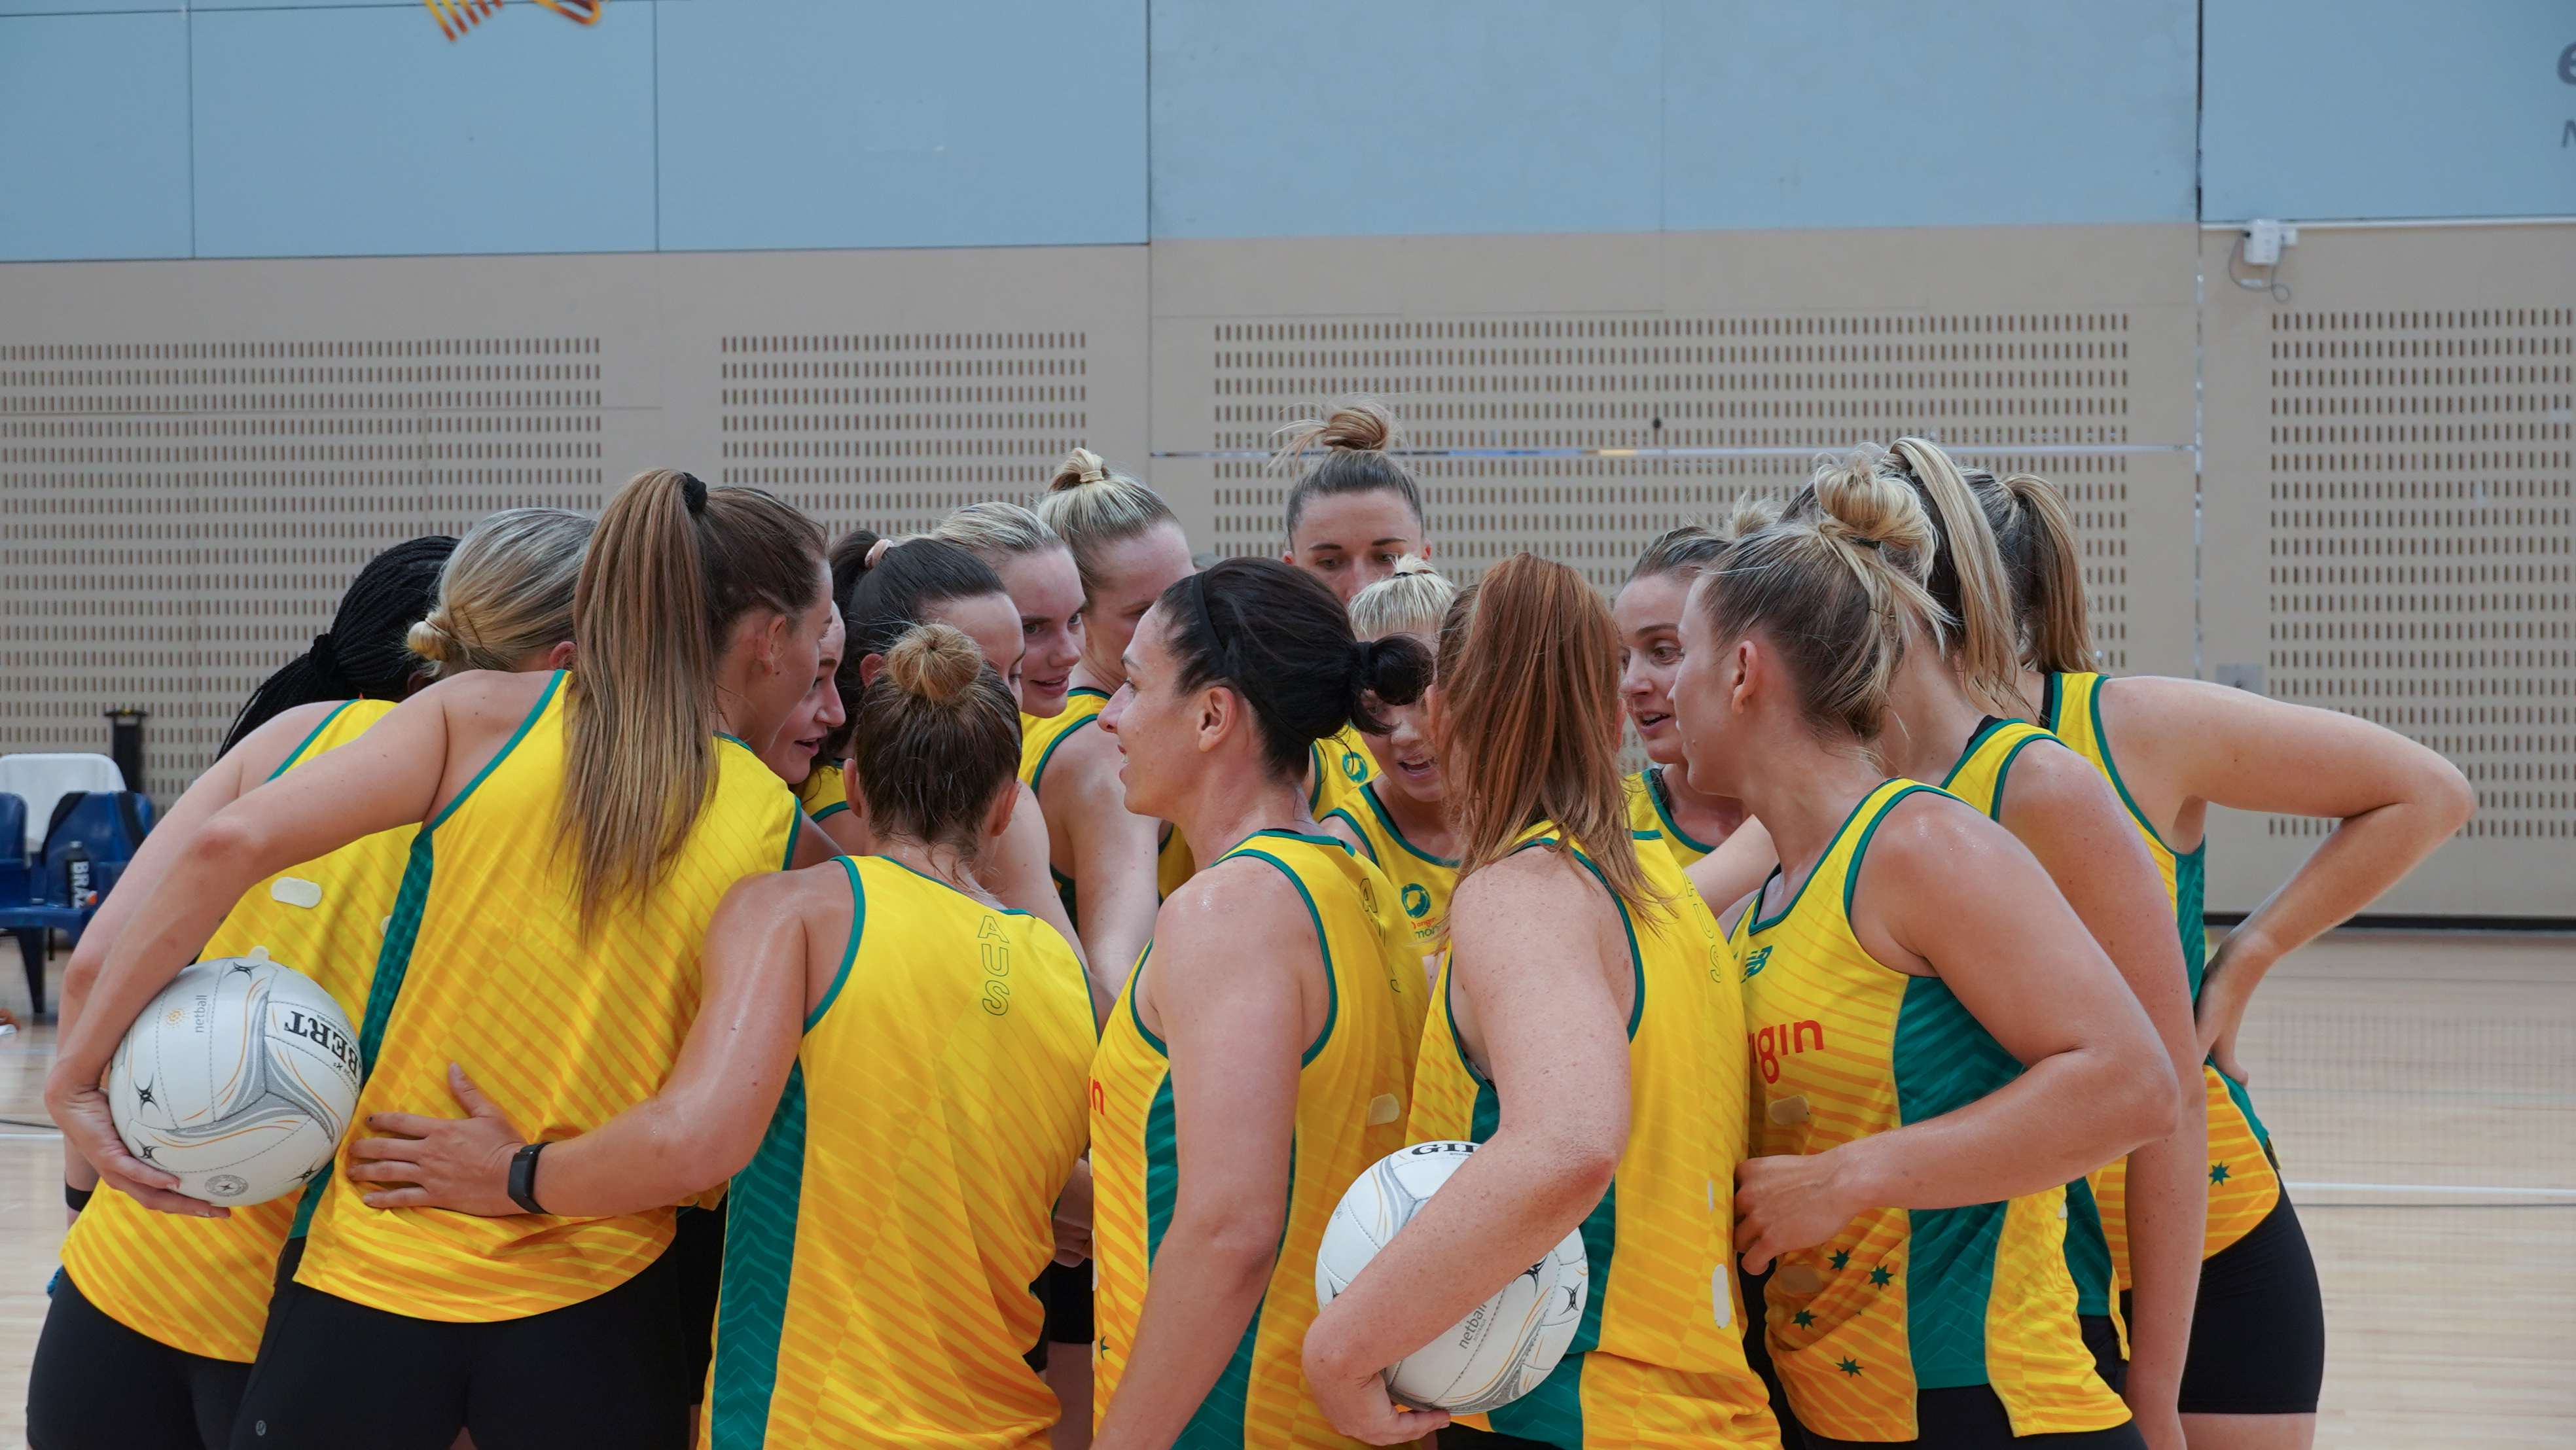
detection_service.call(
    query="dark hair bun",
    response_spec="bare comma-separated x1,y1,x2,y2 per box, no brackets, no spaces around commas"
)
1354,635,1431,708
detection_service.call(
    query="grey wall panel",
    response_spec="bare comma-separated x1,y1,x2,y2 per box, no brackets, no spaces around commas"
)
2200,222,2574,915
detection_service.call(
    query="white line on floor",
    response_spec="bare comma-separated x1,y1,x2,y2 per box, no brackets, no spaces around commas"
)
2289,1180,2576,1197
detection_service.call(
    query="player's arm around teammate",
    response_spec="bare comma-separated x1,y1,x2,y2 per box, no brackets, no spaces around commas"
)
46,667,548,1212
1855,440,2205,1450
348,624,1098,1450
1088,559,1431,1450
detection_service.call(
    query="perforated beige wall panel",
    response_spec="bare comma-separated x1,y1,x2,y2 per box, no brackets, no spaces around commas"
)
2201,224,2574,915
0,248,1147,803
718,330,1098,539
1149,227,2200,679
0,336,610,796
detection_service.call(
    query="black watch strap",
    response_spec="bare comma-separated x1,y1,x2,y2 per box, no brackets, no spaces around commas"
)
507,1142,548,1214
65,1182,94,1213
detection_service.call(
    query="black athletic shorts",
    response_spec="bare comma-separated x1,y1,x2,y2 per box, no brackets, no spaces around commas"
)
2078,1315,2127,1397
2119,1190,2325,1416
1022,1258,1095,1372
1802,1387,2145,1449
29,1268,252,1450
228,1235,691,1450
671,1203,726,1404
1736,1261,1813,1449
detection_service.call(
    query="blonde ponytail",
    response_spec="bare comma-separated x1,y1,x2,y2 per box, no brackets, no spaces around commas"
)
1884,438,2028,718
562,470,824,932
1988,472,2094,675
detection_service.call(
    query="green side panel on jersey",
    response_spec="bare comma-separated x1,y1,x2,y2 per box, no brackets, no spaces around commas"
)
1488,1347,1588,1448
709,1060,809,1450
1893,975,2026,1390
2061,1175,2113,1318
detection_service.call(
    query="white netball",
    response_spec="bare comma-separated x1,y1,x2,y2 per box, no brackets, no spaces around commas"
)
107,948,363,1207
1314,1140,1590,1414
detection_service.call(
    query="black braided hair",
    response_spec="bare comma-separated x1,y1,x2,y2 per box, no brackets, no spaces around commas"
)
217,535,459,758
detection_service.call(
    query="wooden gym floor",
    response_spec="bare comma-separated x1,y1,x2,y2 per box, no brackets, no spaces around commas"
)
0,929,2566,1447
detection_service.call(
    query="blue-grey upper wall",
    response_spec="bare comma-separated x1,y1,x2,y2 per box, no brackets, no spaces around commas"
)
0,0,2564,262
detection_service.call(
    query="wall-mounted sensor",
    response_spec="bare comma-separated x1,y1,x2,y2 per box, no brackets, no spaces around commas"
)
2242,219,2298,266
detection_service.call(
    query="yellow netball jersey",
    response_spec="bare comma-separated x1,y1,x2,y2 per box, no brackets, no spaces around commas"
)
1306,725,1377,822
2046,672,2280,1272
295,673,800,1322
1319,780,1456,963
1090,831,1424,1449
1732,779,2128,1441
709,856,1094,1450
795,762,849,821
62,700,408,1363
1410,824,1776,1450
1624,767,1719,868
1020,688,1108,790
1931,717,2120,1319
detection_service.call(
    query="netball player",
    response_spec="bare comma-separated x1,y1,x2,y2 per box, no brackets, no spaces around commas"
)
32,524,545,1450
1614,523,1757,867
753,603,848,804
1981,469,2473,1450
47,470,829,1450
1031,449,1196,987
1317,556,1458,986
827,532,1098,1440
1088,559,1429,1450
1303,554,1778,1450
927,501,1103,1446
933,501,1089,723
1668,469,2172,1449
821,534,1089,983
342,623,1097,1450
1274,400,1429,816
1819,440,2204,1450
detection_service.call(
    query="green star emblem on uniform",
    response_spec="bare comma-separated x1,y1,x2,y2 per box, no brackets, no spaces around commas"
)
1868,1264,1894,1287
2210,1161,2232,1185
1829,1249,1851,1269
1793,1309,1816,1328
1837,1358,1863,1377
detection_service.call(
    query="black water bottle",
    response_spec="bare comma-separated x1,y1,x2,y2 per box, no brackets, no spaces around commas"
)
64,845,92,907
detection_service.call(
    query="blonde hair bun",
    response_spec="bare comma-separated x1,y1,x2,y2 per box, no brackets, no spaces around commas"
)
1391,554,1436,577
406,614,461,663
1274,397,1399,465
1808,443,1936,567
1048,447,1113,492
882,622,985,705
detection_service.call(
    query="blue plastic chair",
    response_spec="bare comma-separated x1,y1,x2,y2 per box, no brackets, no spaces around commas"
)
0,790,154,1016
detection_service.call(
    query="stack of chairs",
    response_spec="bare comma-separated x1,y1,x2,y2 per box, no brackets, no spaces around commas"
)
0,789,155,1017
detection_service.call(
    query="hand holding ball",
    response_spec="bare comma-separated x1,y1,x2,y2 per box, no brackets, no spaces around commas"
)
107,949,363,1207
1314,1141,1590,1414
